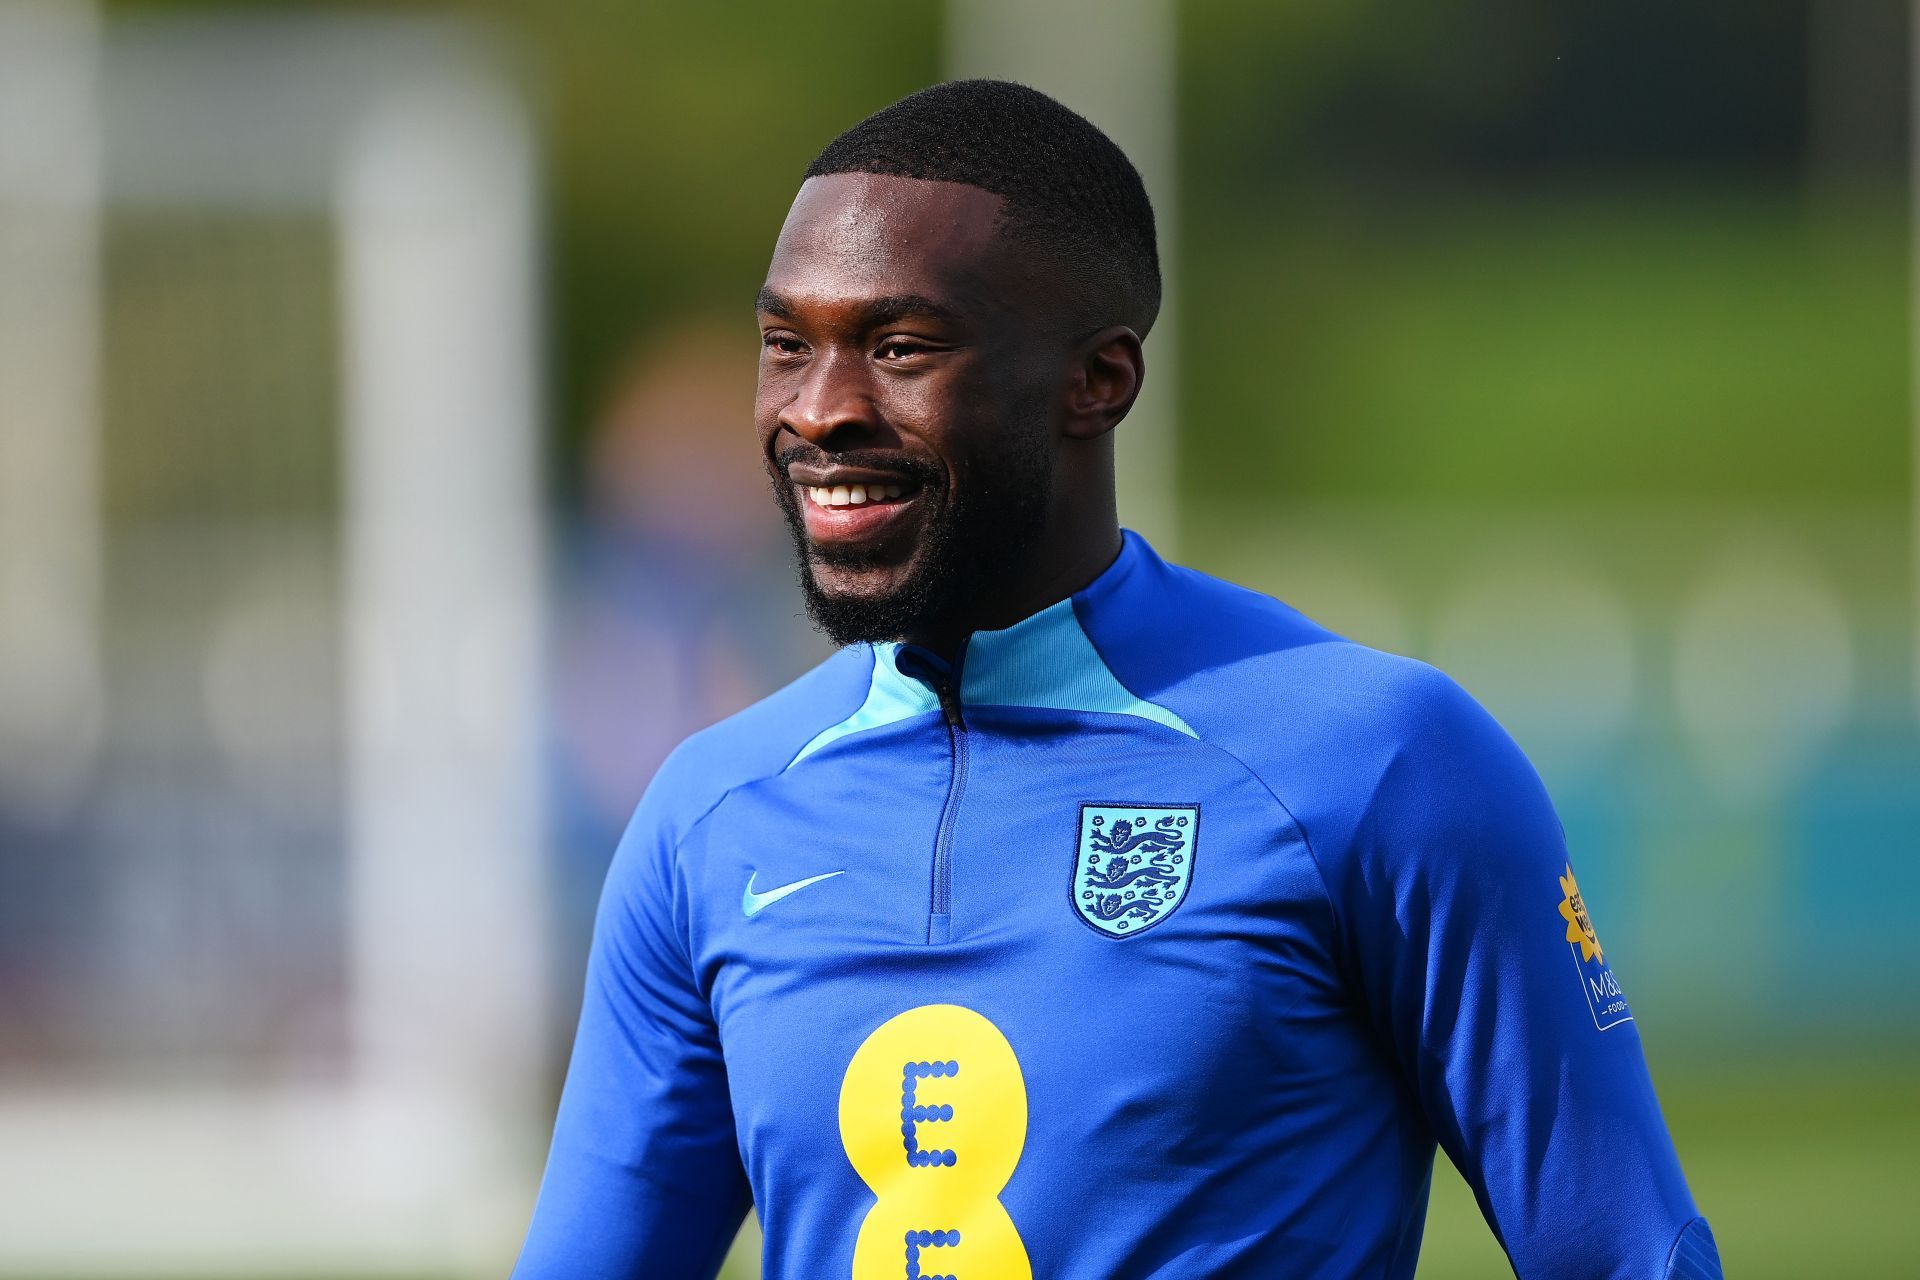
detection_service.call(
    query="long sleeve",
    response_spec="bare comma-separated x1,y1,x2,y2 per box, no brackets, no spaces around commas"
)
1330,666,1720,1280
512,760,750,1280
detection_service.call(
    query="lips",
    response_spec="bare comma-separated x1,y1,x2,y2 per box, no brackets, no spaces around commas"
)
786,466,927,549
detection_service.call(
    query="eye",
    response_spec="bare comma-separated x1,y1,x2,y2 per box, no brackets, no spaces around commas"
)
876,338,930,361
762,332,807,357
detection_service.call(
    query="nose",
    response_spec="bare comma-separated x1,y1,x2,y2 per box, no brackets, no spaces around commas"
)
779,346,879,447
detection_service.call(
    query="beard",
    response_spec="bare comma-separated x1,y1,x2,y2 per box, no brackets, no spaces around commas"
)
771,433,1054,648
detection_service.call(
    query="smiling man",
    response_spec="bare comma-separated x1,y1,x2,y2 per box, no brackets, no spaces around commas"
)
513,81,1720,1280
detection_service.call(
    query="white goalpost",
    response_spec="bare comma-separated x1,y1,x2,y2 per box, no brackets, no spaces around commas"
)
945,0,1182,556
0,6,548,1273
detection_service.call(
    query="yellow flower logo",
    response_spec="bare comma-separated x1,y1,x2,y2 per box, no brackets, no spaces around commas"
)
1558,864,1603,964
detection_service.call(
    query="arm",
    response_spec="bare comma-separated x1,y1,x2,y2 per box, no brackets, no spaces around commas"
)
512,762,750,1279
1336,666,1720,1280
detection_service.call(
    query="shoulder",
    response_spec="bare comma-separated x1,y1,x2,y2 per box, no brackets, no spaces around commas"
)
1084,540,1492,760
624,644,876,852
1085,541,1547,856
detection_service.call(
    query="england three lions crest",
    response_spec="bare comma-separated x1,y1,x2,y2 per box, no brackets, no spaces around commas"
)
1071,804,1198,937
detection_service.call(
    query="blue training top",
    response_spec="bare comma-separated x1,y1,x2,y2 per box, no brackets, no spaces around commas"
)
514,530,1720,1280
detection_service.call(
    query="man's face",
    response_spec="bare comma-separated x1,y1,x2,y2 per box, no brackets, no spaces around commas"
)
755,172,1066,647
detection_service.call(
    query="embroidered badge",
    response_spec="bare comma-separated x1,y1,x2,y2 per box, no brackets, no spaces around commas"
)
1071,804,1198,937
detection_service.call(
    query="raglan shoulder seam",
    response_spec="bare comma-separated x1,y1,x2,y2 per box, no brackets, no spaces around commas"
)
1186,731,1350,975
1070,607,1352,967
661,643,880,869
630,646,880,985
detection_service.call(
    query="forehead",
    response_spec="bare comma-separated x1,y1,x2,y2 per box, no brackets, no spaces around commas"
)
763,172,1017,317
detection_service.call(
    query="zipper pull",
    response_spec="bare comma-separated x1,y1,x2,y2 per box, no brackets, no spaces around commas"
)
935,679,965,731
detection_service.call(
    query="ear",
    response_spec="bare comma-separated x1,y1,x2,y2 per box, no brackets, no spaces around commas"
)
1061,326,1145,441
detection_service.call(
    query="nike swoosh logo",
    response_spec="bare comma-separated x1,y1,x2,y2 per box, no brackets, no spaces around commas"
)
742,869,845,918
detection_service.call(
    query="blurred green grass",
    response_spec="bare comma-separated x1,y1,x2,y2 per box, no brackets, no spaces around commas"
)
1417,1052,1919,1278
713,1053,1919,1279
1181,193,1907,510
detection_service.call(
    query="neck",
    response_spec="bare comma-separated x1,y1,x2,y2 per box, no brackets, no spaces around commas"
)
901,515,1123,661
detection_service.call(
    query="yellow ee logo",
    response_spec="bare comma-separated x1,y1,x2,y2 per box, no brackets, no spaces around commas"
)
838,1004,1031,1280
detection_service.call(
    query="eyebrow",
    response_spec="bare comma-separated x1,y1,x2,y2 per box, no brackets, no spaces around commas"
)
754,286,795,319
755,287,961,329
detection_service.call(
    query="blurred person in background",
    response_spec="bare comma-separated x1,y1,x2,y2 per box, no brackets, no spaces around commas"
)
550,323,821,980
515,80,1718,1280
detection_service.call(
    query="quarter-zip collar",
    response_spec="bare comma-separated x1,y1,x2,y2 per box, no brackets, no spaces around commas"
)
784,531,1194,771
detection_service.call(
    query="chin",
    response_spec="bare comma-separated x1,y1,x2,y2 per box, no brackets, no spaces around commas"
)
806,554,913,598
798,549,949,648
802,525,932,584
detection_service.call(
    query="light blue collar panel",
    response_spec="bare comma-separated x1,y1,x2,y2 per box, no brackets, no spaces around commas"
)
787,645,937,768
784,592,1195,771
961,598,1195,738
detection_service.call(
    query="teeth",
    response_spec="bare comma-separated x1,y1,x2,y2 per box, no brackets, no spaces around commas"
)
805,481,910,508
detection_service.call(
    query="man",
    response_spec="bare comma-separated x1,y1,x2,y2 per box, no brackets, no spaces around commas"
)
514,80,1720,1280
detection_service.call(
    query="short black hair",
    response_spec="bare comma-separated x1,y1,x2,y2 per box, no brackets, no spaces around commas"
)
804,79,1161,336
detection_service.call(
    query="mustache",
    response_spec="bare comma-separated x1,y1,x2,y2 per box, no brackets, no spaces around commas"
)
772,443,945,491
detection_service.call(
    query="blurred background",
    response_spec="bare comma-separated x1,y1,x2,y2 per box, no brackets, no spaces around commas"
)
0,0,1913,1275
